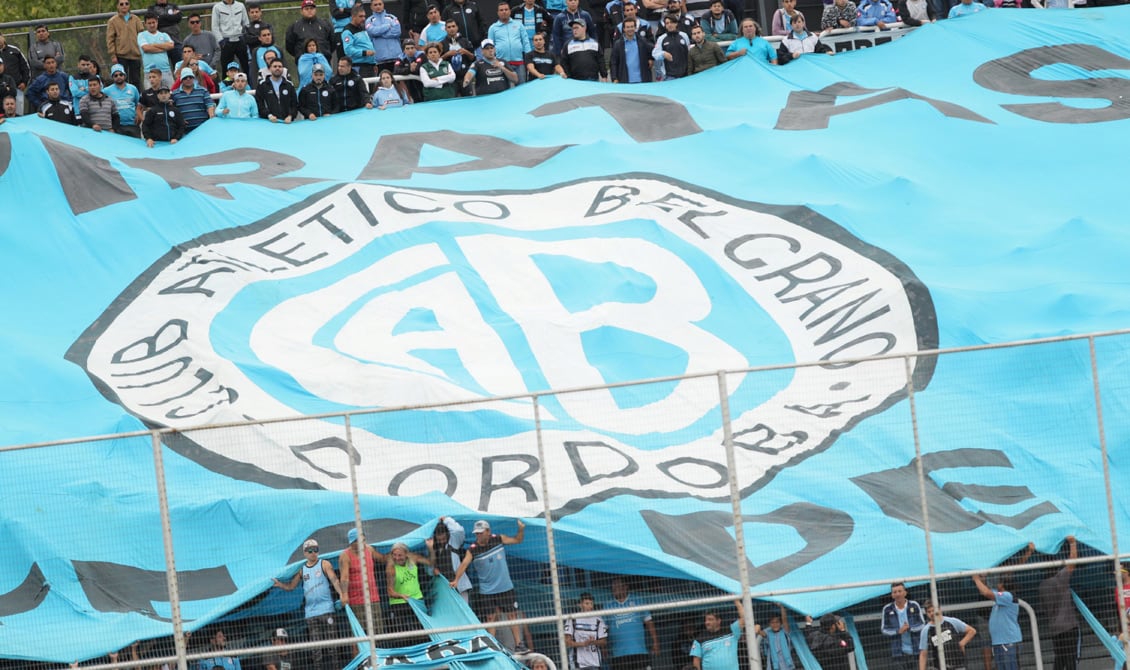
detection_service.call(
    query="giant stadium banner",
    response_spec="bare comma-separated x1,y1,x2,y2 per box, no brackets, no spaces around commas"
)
2,6,1130,663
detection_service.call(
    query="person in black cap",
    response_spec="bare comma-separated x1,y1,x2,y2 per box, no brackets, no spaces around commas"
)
561,18,604,80
142,83,185,146
805,613,855,670
263,628,290,670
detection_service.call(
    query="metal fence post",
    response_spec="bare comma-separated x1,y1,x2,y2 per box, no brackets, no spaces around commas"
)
533,394,571,670
719,371,761,670
1091,337,1127,652
151,430,189,670
343,413,379,668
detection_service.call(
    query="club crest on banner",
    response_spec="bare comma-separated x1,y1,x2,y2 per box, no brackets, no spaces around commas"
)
67,176,937,517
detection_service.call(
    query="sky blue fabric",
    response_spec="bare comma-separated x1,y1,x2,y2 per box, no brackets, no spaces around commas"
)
2,7,1130,663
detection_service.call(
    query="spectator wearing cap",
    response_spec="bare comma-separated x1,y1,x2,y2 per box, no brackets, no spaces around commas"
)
255,58,298,122
263,628,290,670
138,13,176,87
217,72,258,118
561,18,604,80
443,0,488,51
287,0,336,63
419,5,448,46
105,63,142,136
273,538,345,670
340,528,388,644
141,82,184,146
174,57,218,93
805,613,854,670
487,1,532,82
212,0,250,75
452,519,530,653
368,0,406,74
550,0,594,55
170,66,215,132
299,61,338,116
462,38,517,94
342,5,380,77
218,61,240,91
297,37,333,89
107,0,145,88
79,76,122,133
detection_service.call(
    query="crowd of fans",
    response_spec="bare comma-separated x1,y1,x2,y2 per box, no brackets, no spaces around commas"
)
0,0,1088,139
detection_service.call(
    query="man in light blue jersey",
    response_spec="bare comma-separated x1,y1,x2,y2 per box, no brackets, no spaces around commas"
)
691,601,743,670
273,538,346,670
452,518,529,652
605,577,659,670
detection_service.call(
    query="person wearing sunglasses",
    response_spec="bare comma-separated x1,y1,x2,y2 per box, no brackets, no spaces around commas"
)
273,538,346,670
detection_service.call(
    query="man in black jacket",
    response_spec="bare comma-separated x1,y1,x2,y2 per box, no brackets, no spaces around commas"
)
609,16,652,83
298,63,339,119
142,85,186,146
255,58,298,122
329,56,373,110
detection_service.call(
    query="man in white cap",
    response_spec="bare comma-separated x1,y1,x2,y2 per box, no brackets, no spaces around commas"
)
451,518,529,652
263,628,291,670
273,538,345,670
216,71,258,117
169,66,214,131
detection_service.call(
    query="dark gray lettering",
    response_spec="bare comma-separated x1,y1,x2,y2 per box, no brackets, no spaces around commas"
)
756,252,842,298
250,232,328,267
122,148,319,200
806,288,890,346
775,82,992,131
298,205,355,244
41,136,136,214
384,190,443,214
453,199,510,220
111,319,188,364
137,367,215,407
732,424,808,455
0,563,50,617
725,234,799,270
426,639,469,659
530,93,703,142
640,192,725,239
347,187,380,226
819,332,897,366
564,441,639,485
779,278,869,321
290,436,359,480
165,385,238,419
111,357,191,388
585,184,640,217
974,44,1130,123
479,455,540,510
852,448,1060,532
157,267,237,298
641,503,854,586
360,130,570,180
389,463,458,497
72,561,236,620
656,457,728,489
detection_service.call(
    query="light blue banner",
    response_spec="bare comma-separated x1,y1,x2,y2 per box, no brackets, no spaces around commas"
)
2,6,1130,663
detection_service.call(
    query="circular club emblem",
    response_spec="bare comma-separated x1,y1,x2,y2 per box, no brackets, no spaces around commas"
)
69,177,936,517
